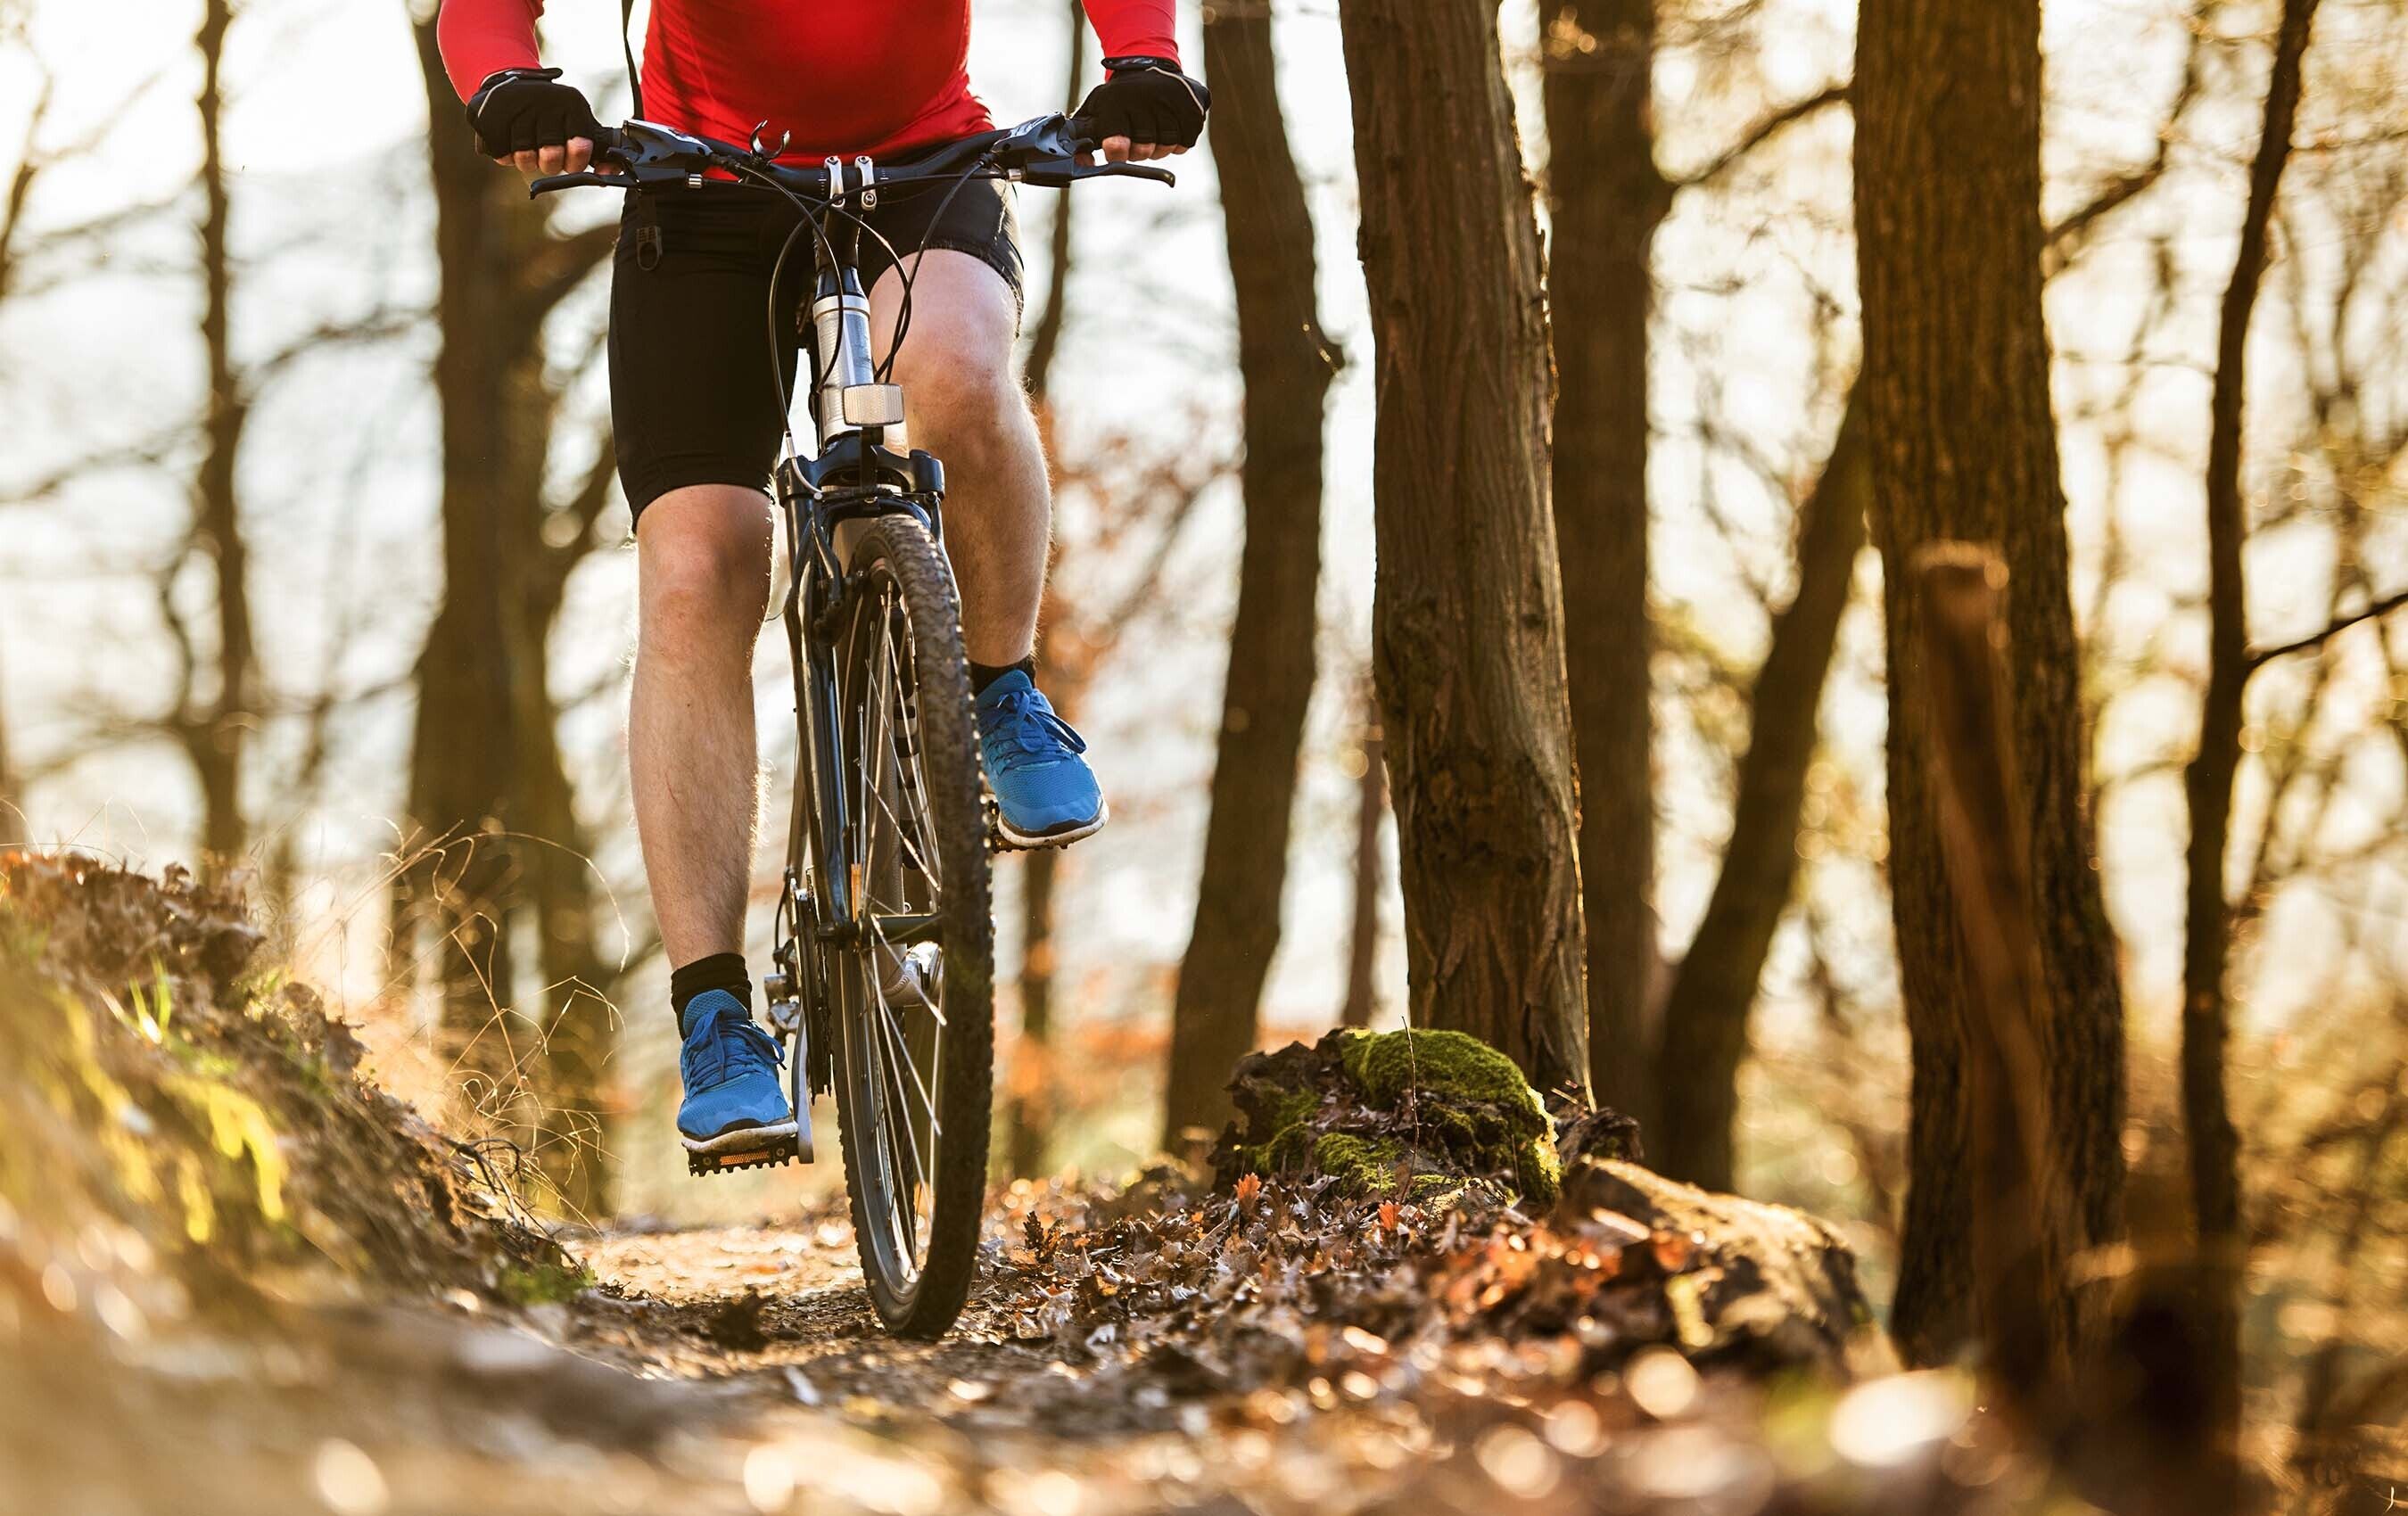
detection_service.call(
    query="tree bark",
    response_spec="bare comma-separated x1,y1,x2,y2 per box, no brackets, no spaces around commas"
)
522,467,620,1217
1160,0,1333,1146
1540,0,1666,1133
1915,546,2077,1414
1651,397,1868,1187
1340,679,1386,1030
1337,0,1589,1096
2181,0,2320,1484
186,0,256,868
1008,846,1060,1176
1854,0,2126,1364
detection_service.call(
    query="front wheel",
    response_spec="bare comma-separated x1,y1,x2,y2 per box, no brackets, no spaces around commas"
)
828,515,994,1338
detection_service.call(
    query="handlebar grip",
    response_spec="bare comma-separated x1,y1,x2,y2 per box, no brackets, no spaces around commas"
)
528,169,623,197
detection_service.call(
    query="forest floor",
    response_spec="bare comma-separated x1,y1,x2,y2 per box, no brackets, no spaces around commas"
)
4,1199,1952,1516
0,856,1985,1516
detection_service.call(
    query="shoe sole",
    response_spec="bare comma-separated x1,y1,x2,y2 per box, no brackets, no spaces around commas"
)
682,1119,806,1176
990,798,1109,852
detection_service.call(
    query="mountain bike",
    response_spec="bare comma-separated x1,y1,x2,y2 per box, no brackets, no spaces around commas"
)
533,114,1169,1337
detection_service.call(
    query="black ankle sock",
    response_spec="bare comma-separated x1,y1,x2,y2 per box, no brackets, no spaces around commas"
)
969,657,1036,696
671,952,751,1029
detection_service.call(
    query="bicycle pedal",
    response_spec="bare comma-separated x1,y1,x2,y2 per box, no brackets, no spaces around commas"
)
687,1132,805,1177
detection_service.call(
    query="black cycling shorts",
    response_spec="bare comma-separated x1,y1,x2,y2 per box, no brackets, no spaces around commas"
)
607,155,1023,524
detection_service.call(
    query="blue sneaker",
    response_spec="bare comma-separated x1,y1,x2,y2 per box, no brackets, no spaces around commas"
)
976,670,1108,848
676,989,801,1174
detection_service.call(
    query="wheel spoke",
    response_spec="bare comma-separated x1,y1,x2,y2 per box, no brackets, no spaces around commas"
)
865,775,940,902
865,957,944,1133
871,1001,928,1263
863,1018,919,1265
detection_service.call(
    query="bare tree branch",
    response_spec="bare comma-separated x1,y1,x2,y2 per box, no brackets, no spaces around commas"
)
2043,0,2208,269
2248,588,2408,671
1671,82,1850,190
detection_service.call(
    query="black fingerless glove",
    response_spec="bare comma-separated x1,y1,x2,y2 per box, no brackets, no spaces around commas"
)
1075,58,1211,150
465,67,602,159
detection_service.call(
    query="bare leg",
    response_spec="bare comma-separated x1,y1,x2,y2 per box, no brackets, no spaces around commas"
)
870,250,1050,667
630,485,773,968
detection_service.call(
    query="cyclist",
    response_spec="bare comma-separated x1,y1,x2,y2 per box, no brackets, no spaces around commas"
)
435,1,1208,1165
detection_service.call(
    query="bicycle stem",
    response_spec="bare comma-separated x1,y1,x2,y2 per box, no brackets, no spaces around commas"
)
809,261,887,449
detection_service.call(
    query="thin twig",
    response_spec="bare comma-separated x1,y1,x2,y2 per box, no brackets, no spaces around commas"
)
1671,83,1850,190
2247,588,2408,671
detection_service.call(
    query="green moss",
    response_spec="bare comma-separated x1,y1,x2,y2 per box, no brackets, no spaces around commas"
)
1513,1136,1563,1209
1217,1028,1567,1209
496,1256,594,1306
1338,1029,1548,1133
1332,1028,1561,1207
1311,1132,1405,1196
1233,1086,1324,1176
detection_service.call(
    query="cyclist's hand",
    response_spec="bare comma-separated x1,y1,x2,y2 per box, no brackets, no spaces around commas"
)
1076,60,1209,163
466,67,604,177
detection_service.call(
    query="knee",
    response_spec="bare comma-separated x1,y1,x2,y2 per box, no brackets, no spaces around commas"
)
896,346,1026,452
639,492,771,637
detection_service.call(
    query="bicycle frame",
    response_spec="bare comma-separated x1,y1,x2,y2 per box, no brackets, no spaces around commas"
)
762,207,953,1105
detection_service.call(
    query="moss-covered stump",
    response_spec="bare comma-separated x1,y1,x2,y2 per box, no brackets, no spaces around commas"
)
1555,1157,1890,1372
1210,1027,1572,1207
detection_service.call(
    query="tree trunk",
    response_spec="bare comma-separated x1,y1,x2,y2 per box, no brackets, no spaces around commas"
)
187,0,256,868
1540,0,1665,1133
1336,0,1589,1097
1854,0,2126,1364
1160,0,1333,1146
1651,397,1868,1187
1008,846,1060,1176
1340,680,1385,1030
521,478,619,1217
2181,0,2319,1485
1915,546,2077,1414
407,17,528,1099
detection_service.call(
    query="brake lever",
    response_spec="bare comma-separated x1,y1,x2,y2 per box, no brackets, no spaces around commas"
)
1018,155,1176,189
528,169,625,197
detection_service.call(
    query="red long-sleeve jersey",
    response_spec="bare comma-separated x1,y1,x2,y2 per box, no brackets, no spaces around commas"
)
438,0,1178,162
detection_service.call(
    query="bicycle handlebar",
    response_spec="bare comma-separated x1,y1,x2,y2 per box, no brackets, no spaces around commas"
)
526,112,1175,202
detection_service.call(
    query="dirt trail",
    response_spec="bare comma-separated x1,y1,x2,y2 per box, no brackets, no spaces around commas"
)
0,1216,1616,1516
561,1212,1538,1512
11,1199,1871,1516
